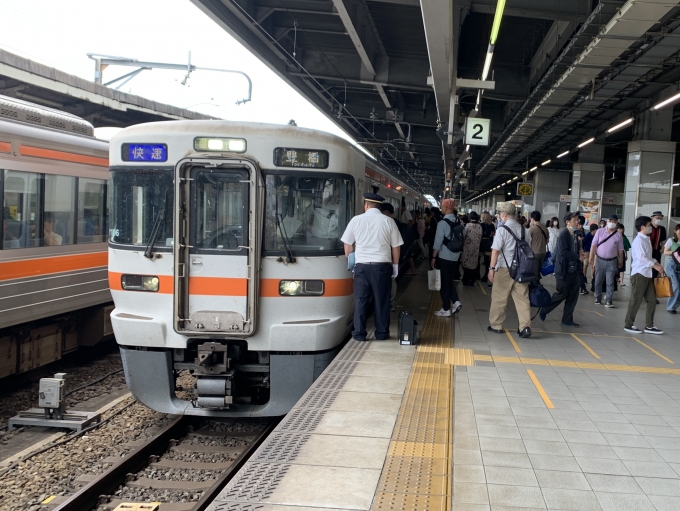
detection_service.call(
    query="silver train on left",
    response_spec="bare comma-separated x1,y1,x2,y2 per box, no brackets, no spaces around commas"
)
0,95,112,378
108,120,425,417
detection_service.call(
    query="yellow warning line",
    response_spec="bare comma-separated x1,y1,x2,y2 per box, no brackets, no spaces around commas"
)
527,369,554,408
505,328,521,353
576,308,604,317
473,354,680,375
632,337,675,365
477,280,488,295
372,291,454,510
41,496,56,504
571,333,600,360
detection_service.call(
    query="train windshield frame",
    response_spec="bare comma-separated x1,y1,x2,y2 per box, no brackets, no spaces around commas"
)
263,171,354,256
108,167,174,250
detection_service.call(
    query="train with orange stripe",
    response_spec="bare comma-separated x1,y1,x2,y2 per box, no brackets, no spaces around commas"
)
109,120,424,417
0,95,112,378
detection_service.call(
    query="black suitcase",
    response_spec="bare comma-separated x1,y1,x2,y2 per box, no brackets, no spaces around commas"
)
398,310,418,345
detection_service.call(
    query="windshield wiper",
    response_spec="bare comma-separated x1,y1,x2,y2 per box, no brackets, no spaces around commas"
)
276,214,296,264
144,208,165,259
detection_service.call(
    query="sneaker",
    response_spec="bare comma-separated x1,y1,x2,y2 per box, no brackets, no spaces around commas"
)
644,326,663,335
580,289,589,295
624,326,642,334
605,301,615,308
668,310,677,315
595,298,602,305
451,301,462,314
434,308,451,317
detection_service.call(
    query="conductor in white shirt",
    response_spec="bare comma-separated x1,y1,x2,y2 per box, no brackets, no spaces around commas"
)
341,193,404,341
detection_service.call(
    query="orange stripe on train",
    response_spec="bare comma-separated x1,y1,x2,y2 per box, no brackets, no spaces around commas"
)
0,252,108,281
19,145,109,167
0,141,10,153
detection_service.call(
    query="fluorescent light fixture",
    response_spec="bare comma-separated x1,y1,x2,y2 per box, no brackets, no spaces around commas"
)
522,171,528,176
653,91,680,110
674,183,679,187
541,160,551,166
481,50,493,81
490,0,507,45
578,137,595,148
557,151,570,158
607,118,633,133
505,180,512,184
513,176,519,181
530,166,537,171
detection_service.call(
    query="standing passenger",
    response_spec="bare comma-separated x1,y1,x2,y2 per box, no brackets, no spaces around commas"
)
461,211,482,286
662,224,680,314
650,211,667,278
342,193,403,341
528,211,549,282
487,203,532,338
431,199,462,316
416,211,427,259
539,212,583,327
548,217,560,254
590,215,624,308
624,216,665,334
480,212,496,283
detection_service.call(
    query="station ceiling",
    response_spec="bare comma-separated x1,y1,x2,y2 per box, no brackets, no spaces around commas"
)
194,0,680,201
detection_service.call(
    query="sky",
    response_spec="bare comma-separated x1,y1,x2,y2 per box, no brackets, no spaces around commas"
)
0,0,353,142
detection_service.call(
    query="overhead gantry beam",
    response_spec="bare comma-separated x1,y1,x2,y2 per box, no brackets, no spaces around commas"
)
420,0,453,124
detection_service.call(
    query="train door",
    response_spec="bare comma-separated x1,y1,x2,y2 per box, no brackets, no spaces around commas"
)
173,160,261,336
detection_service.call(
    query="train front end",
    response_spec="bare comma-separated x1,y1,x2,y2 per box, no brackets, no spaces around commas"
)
108,121,362,417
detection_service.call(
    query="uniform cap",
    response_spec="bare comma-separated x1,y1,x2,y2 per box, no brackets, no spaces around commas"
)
363,192,384,203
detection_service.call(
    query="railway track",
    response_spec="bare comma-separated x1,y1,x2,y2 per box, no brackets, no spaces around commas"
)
51,416,275,511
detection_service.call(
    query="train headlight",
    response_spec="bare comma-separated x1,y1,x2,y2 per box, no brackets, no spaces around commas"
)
279,280,325,296
194,137,247,153
121,275,160,292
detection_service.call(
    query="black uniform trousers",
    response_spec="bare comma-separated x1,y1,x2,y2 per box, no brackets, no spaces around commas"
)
352,263,392,341
543,273,580,324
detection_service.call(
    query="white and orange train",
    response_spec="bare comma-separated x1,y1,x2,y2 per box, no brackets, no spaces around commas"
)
0,95,111,378
108,120,424,417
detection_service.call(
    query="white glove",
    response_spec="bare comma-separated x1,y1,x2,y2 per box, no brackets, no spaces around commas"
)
392,264,399,279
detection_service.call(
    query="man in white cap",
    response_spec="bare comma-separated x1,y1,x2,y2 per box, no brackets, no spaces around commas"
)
342,193,404,341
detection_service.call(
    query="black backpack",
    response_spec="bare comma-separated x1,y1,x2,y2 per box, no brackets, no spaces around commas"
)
501,225,537,283
443,218,464,253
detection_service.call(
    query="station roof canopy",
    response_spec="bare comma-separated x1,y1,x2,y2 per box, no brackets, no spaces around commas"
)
192,0,680,200
0,48,214,128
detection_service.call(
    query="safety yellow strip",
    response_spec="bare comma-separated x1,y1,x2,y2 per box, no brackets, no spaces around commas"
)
41,496,56,504
632,337,675,364
473,354,680,375
527,369,554,409
505,329,521,353
571,333,601,360
477,280,488,295
372,292,454,511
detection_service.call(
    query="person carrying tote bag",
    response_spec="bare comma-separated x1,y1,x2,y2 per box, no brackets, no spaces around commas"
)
662,224,680,313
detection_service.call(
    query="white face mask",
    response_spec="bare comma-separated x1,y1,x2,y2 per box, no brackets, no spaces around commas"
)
607,222,617,230
646,226,653,235
553,221,558,226
654,218,662,226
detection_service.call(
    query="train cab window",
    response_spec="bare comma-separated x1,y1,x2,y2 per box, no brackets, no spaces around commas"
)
109,170,173,247
43,175,75,246
193,172,245,251
3,170,41,249
78,178,107,243
264,174,353,254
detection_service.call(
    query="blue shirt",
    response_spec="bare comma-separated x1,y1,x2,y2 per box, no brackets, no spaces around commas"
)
433,214,461,261
583,232,594,252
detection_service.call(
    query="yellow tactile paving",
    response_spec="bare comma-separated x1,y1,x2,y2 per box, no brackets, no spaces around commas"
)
473,354,680,375
371,293,454,511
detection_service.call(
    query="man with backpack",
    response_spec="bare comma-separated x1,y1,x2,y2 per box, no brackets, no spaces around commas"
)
430,199,463,317
539,212,583,327
487,203,533,338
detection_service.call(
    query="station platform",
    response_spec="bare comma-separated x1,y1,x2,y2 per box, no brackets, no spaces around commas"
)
207,267,680,511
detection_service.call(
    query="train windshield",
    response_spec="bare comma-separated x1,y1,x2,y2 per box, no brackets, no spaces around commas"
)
264,173,353,254
109,169,173,247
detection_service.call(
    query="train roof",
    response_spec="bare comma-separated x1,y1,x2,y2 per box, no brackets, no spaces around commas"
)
0,94,94,137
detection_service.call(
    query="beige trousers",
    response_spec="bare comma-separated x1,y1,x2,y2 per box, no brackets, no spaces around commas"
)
489,267,532,330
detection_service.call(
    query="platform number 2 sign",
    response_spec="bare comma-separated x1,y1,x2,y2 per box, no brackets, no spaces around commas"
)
464,117,491,146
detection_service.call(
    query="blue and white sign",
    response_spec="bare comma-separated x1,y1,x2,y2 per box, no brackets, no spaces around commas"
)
122,143,168,162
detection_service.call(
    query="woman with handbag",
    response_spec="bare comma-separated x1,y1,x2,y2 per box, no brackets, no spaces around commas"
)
662,224,680,314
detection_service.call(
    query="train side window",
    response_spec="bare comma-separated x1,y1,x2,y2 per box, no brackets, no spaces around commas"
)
78,178,107,243
43,175,75,246
2,170,41,249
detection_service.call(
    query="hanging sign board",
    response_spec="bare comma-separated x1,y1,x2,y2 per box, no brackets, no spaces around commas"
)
560,195,571,203
464,117,491,146
517,183,533,196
